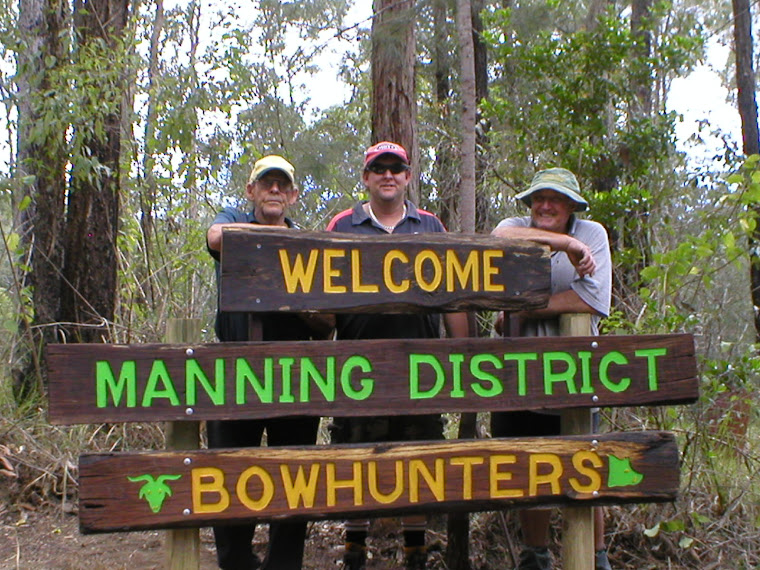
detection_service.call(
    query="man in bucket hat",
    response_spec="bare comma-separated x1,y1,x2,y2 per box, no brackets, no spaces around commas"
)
206,155,332,570
491,167,613,570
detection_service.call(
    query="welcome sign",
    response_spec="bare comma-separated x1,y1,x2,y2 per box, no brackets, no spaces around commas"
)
219,229,551,313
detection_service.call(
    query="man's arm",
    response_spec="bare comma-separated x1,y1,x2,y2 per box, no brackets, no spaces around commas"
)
491,225,596,277
207,223,288,252
443,312,471,338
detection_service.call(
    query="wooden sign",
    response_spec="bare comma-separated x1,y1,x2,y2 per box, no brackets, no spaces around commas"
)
47,334,697,425
219,229,551,313
78,431,678,533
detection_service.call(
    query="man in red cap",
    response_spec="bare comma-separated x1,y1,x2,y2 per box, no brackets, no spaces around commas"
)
326,142,469,569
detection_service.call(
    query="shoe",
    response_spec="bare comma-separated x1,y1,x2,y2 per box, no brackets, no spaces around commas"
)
517,546,552,570
595,549,612,570
404,545,428,569
343,542,367,570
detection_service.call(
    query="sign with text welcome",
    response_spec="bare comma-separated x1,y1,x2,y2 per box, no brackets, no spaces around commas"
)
47,334,697,424
219,229,551,313
78,431,678,533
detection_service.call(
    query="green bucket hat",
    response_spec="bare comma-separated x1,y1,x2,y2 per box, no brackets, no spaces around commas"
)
515,168,588,212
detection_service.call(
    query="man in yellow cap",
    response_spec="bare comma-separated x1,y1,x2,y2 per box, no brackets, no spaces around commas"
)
206,155,330,570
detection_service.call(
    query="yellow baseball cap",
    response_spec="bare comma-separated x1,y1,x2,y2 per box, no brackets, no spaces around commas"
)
248,155,295,184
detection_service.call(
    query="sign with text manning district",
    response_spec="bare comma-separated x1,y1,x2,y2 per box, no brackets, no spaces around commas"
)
46,334,697,424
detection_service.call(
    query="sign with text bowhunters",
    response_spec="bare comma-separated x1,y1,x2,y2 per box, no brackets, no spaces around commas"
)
45,228,698,534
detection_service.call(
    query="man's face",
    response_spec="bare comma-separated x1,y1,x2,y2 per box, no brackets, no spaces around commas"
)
529,189,575,233
362,156,411,205
246,170,298,224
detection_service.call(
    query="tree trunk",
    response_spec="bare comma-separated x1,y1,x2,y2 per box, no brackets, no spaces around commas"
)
371,0,419,204
60,0,129,343
12,0,69,398
732,0,760,341
456,0,476,234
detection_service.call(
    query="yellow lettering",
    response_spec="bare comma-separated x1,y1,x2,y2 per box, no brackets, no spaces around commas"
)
529,453,563,496
384,250,410,293
414,250,443,292
237,466,275,511
569,451,603,494
450,456,484,499
367,461,404,504
351,249,379,293
191,467,230,514
489,455,523,498
279,250,318,293
445,250,479,292
280,464,321,509
483,250,505,292
326,462,363,507
409,458,445,503
323,249,347,293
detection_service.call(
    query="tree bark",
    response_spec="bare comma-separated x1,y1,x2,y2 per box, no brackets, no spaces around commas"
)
13,0,69,397
456,0,476,234
371,0,419,204
60,0,129,343
732,0,760,341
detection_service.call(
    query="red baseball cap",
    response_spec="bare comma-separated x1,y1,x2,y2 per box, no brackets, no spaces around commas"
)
363,141,409,168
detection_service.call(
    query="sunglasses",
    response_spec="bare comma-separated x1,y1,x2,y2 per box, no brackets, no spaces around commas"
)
366,163,409,175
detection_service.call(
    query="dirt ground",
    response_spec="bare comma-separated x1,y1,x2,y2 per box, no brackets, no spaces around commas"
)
0,505,461,570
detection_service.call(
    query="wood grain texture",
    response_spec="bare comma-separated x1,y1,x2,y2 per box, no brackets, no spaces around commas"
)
79,431,679,534
219,229,551,313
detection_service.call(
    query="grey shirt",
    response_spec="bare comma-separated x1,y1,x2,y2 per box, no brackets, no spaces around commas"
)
495,215,612,336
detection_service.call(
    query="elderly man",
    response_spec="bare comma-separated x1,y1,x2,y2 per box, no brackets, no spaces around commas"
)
326,142,470,570
491,168,613,570
206,155,330,570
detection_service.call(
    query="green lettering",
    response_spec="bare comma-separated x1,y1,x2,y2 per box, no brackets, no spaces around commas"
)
449,354,465,398
96,360,137,407
300,357,336,402
236,358,274,404
599,351,630,392
543,352,578,395
578,351,593,394
470,354,503,398
279,357,296,403
634,348,667,390
503,353,538,396
186,359,225,405
409,354,445,399
340,355,374,400
142,360,180,406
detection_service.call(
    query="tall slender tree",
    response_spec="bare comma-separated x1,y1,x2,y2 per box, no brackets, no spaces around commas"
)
371,0,419,203
732,0,760,341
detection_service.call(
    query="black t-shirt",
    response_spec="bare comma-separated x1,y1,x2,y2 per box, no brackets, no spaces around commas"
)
208,208,311,342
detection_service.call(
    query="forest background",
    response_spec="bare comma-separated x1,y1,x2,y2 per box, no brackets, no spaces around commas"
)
1,0,760,567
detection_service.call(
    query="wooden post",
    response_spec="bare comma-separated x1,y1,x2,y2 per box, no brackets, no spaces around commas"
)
164,318,202,570
560,313,594,570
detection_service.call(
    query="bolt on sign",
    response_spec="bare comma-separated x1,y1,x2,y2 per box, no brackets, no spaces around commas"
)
218,229,552,313
79,432,678,533
47,335,698,424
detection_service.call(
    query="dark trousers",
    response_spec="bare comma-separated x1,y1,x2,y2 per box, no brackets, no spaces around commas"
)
207,417,320,570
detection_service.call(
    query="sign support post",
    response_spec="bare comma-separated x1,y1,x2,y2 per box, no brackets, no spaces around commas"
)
164,318,201,570
560,313,594,570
